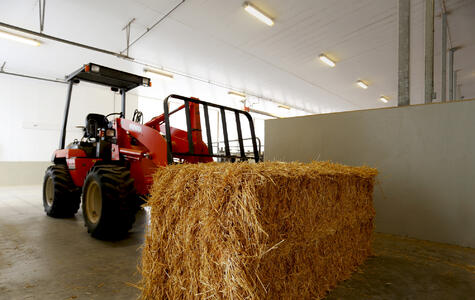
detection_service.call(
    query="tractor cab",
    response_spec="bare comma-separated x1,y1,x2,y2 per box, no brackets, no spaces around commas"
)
66,113,117,159
56,63,151,161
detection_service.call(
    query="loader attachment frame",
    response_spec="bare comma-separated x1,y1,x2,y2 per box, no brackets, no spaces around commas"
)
163,94,260,163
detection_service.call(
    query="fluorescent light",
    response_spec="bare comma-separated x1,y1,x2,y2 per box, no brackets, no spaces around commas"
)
243,2,274,26
319,54,335,67
228,91,246,99
144,67,173,79
0,29,41,46
278,104,291,110
379,96,389,103
356,80,369,89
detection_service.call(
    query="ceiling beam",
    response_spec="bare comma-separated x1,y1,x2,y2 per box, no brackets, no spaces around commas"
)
424,0,435,104
398,0,410,106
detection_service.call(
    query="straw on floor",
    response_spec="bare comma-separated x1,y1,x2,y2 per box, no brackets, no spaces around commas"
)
140,161,377,299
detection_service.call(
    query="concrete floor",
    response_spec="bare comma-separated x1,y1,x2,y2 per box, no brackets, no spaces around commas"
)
0,185,474,300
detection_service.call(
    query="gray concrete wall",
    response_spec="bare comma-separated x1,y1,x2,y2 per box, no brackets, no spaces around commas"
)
265,100,475,248
0,162,51,186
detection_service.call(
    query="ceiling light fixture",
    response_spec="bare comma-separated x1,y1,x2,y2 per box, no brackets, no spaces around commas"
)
144,67,174,79
356,80,369,89
228,91,246,99
243,2,274,26
379,96,389,103
278,104,291,110
319,54,336,67
0,29,41,46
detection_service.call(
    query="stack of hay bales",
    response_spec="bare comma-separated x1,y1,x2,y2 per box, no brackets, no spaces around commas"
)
140,161,377,299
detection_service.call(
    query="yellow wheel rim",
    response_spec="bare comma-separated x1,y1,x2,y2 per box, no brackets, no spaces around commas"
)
45,177,54,206
86,181,102,224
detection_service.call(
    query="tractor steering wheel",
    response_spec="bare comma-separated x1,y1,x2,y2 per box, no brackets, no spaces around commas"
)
105,112,123,120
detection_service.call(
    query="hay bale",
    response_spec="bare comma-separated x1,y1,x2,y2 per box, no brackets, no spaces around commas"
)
140,161,377,299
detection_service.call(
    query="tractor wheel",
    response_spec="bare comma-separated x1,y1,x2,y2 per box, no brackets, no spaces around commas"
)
43,164,81,218
82,165,139,239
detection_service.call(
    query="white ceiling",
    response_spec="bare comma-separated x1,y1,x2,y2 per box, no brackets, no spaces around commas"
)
0,0,474,113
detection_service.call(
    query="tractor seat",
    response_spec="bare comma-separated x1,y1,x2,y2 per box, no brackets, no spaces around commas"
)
85,113,108,138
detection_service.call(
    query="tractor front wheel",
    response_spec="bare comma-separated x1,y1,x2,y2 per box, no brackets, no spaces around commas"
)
82,165,139,239
43,164,81,218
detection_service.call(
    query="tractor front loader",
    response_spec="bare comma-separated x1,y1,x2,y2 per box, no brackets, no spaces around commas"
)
43,63,259,239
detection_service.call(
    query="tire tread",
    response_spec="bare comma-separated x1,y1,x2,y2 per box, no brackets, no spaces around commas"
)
43,164,81,218
82,165,139,239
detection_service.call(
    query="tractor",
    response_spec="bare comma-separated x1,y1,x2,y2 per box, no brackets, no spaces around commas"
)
43,63,260,239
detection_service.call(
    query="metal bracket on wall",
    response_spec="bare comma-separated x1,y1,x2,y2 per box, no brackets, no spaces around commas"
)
38,0,46,33
122,18,136,57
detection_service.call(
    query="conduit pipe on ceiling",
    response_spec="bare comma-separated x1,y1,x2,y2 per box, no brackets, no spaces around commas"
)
120,0,186,54
0,21,129,59
0,69,66,84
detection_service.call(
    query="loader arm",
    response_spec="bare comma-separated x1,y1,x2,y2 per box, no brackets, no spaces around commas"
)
116,118,168,167
144,100,213,163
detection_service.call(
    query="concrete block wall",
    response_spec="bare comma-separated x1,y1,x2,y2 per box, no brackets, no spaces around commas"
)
0,162,51,186
265,99,475,248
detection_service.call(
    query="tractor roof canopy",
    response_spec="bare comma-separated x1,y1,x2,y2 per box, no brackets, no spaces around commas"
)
65,63,151,92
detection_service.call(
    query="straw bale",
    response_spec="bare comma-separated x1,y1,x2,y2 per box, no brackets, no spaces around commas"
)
140,161,377,299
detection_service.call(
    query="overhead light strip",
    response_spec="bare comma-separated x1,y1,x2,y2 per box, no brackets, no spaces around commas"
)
228,91,246,98
356,80,369,89
379,96,389,103
319,54,335,67
278,104,291,110
0,29,41,46
243,2,274,26
144,67,174,79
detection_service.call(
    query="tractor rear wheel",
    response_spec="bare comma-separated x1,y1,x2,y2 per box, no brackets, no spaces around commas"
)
82,165,139,239
43,164,81,217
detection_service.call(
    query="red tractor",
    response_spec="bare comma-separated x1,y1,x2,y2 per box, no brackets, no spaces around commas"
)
43,63,259,239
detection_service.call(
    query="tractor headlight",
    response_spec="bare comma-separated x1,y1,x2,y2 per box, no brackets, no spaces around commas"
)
91,65,100,73
106,129,115,137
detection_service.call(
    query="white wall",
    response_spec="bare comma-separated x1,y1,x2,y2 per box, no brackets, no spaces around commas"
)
0,162,52,186
265,100,475,248
0,74,138,162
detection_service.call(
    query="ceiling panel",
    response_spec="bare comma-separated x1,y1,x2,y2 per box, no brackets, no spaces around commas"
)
0,0,474,114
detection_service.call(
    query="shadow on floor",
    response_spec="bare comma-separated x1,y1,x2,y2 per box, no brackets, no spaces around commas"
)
326,233,475,300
